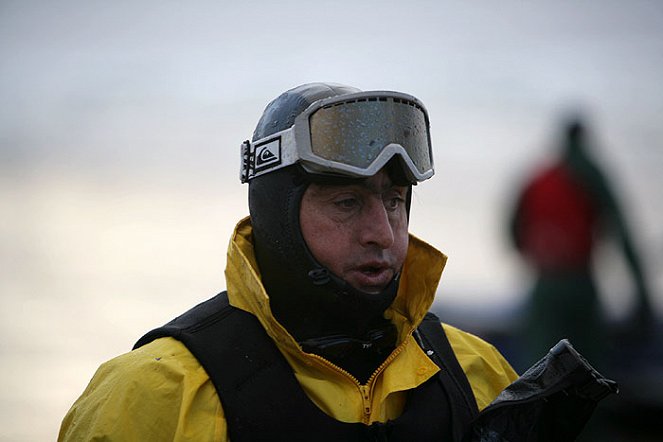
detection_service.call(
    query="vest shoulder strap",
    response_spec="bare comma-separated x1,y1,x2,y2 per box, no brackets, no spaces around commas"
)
416,312,480,440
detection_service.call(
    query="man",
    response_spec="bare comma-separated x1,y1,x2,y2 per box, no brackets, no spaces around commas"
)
59,83,518,441
509,118,652,366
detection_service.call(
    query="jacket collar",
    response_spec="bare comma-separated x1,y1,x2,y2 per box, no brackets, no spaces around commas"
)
225,217,447,353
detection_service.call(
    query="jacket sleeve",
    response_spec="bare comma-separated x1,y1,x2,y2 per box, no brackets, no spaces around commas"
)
443,324,519,411
58,337,227,442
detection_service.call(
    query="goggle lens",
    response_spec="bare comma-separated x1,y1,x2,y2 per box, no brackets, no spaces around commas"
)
309,97,432,175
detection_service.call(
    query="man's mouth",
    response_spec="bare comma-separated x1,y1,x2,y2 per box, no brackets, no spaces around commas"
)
349,263,394,292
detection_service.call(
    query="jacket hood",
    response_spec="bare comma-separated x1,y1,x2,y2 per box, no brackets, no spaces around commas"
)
225,217,447,354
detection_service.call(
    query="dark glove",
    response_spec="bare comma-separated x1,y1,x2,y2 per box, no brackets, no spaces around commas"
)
467,339,618,442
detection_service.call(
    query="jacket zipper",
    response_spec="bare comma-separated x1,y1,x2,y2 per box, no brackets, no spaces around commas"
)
307,335,411,424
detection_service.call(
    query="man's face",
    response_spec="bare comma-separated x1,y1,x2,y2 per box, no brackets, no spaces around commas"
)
300,168,409,294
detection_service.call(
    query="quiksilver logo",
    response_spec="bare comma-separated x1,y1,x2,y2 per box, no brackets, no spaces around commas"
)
255,138,281,172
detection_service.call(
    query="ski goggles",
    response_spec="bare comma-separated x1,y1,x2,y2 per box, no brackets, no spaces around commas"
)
240,91,434,183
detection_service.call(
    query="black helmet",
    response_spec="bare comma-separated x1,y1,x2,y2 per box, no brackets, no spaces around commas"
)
245,82,431,342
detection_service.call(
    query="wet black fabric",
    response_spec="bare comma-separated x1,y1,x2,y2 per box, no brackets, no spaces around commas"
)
468,339,618,442
134,292,478,442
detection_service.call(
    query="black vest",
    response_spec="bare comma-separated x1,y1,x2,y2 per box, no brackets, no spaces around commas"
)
135,293,479,441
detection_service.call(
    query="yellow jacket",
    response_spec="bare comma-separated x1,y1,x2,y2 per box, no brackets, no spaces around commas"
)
59,217,518,441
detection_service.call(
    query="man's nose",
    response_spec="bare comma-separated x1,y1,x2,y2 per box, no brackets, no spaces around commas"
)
358,198,395,249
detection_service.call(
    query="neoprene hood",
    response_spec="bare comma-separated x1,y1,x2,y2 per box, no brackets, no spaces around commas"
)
247,83,411,341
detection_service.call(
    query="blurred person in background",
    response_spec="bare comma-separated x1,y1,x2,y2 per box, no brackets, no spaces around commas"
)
508,117,653,367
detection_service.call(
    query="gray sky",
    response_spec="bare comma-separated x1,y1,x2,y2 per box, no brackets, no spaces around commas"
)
1,1,662,439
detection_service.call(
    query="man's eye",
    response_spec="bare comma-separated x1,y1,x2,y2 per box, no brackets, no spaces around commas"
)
385,197,404,211
334,198,358,210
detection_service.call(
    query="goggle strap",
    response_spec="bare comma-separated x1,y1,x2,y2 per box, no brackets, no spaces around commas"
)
240,130,298,183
